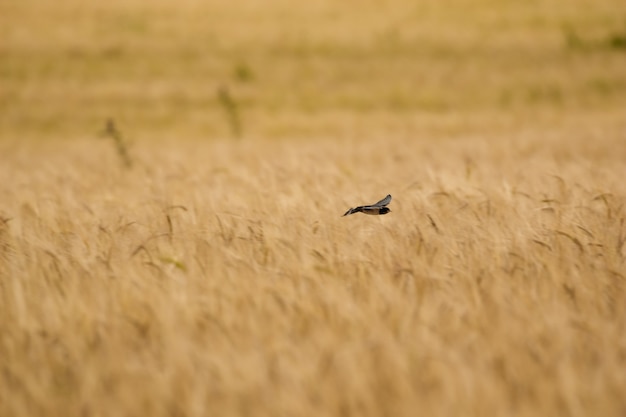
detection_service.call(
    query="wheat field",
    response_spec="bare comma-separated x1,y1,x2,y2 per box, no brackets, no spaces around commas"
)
2,0,626,416
2,129,626,417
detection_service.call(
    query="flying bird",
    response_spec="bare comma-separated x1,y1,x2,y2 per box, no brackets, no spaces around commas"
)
343,194,392,216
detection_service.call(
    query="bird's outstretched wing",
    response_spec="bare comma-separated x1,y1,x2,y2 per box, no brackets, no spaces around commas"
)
371,194,391,208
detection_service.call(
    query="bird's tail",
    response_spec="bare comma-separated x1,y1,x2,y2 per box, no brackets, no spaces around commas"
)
343,207,362,216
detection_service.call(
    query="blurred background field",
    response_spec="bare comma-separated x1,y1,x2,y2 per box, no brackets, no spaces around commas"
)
1,1,626,417
1,0,625,140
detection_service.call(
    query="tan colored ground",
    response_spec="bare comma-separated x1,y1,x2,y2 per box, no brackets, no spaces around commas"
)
1,1,625,416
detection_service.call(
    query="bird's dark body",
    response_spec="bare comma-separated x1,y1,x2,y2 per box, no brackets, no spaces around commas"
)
342,195,392,216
